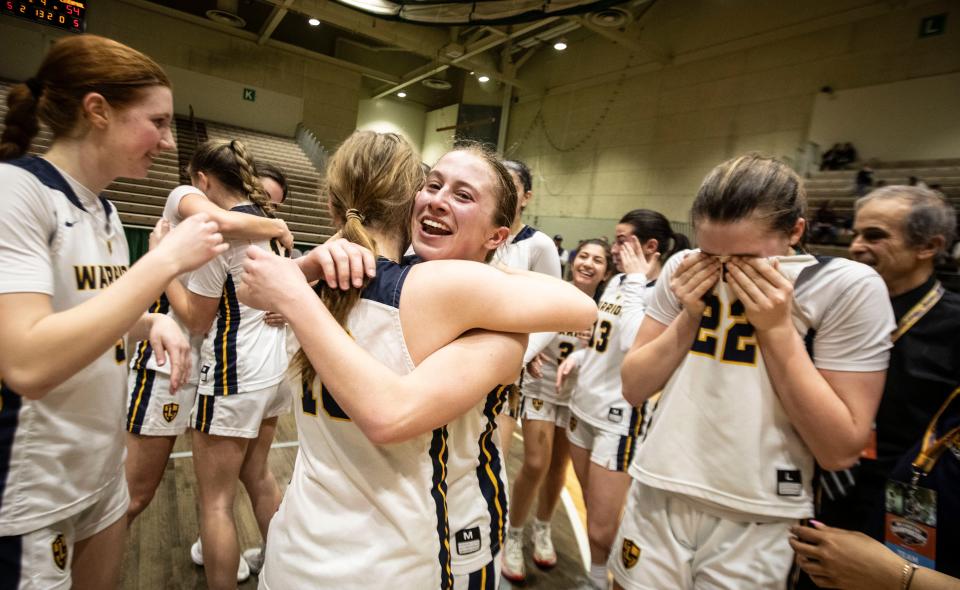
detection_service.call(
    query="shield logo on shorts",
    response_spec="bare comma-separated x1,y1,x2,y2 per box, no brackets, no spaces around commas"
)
532,399,544,411
569,415,578,431
52,533,67,570
163,403,180,422
621,539,640,569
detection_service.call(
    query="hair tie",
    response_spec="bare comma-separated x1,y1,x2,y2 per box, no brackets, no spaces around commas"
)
345,208,365,223
25,78,43,99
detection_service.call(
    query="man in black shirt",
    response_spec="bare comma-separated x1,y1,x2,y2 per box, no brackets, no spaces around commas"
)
795,186,959,588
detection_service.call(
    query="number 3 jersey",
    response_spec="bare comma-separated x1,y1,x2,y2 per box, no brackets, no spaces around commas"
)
569,273,652,436
632,251,894,519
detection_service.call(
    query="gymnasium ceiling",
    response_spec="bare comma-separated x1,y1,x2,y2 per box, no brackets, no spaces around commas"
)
130,0,665,109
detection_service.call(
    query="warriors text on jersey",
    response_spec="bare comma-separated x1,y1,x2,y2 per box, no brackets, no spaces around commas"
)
0,157,130,535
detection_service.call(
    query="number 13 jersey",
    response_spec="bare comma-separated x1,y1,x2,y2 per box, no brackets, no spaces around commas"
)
632,251,894,519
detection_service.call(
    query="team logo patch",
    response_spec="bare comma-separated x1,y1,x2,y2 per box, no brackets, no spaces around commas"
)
777,469,802,497
608,408,623,423
568,415,578,431
163,403,180,422
621,539,640,569
52,534,67,570
531,398,544,411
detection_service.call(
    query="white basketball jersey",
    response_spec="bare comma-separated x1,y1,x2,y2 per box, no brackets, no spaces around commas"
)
570,273,652,436
0,157,129,535
521,332,581,405
494,225,562,278
189,205,286,396
129,185,202,378
263,258,454,589
632,251,894,519
446,385,510,574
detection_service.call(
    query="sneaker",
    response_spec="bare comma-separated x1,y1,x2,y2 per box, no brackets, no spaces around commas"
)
531,521,557,569
190,538,251,583
501,529,526,583
242,546,264,575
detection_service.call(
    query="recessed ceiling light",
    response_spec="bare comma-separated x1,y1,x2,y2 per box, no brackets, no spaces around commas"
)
308,17,321,26
478,75,490,83
553,39,568,51
397,91,407,98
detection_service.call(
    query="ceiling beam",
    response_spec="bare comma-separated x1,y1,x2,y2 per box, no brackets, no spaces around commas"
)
269,0,450,60
117,0,399,84
258,0,295,45
372,19,554,98
571,15,672,64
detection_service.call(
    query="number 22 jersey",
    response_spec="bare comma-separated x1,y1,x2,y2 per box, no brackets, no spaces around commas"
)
632,251,894,519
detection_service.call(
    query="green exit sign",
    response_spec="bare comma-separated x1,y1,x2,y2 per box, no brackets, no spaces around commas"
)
919,14,947,38
243,88,256,102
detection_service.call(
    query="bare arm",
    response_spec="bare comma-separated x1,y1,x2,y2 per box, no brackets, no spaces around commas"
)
179,192,293,249
791,522,960,590
621,252,720,405
756,322,884,470
727,257,885,470
237,248,525,443
163,279,220,336
405,260,597,338
0,216,225,398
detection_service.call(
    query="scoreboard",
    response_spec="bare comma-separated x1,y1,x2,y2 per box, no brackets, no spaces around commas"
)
3,0,86,33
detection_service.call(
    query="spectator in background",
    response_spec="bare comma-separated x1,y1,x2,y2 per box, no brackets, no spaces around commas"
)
909,176,930,189
796,186,960,589
821,143,841,171
855,165,874,196
810,200,840,244
554,234,570,274
837,142,858,169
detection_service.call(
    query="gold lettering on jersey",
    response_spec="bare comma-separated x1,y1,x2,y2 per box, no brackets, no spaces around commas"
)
621,539,640,569
52,534,67,570
598,301,622,316
74,265,129,291
559,330,580,337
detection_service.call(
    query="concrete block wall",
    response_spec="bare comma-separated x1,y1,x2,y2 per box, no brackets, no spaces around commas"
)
0,1,362,148
508,0,960,237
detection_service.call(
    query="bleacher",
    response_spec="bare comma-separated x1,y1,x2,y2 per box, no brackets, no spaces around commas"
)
0,80,332,247
806,159,960,223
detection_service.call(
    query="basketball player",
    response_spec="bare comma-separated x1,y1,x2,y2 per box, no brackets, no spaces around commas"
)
236,133,597,589
156,140,288,590
0,35,225,589
611,154,894,590
501,239,611,583
552,210,689,589
495,160,562,462
125,177,294,526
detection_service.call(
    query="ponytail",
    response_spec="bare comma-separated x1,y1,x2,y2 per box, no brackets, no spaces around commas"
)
1,34,169,162
0,83,40,160
618,209,688,263
292,130,423,386
229,140,274,218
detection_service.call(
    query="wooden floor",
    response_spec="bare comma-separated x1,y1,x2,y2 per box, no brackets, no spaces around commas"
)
122,416,593,589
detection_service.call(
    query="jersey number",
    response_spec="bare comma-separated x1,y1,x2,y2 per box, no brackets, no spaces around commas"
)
690,294,758,365
558,342,575,362
114,340,126,364
587,320,612,353
301,378,351,421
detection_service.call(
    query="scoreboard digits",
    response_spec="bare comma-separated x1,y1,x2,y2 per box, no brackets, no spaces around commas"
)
3,0,86,33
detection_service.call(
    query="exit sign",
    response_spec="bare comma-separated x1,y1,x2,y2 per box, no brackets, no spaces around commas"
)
243,88,256,102
919,14,947,38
